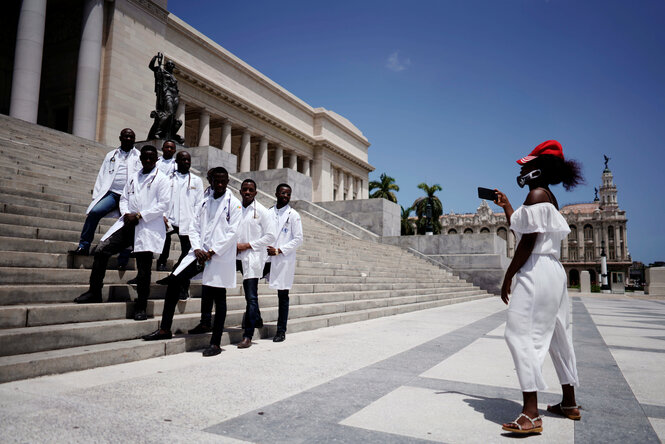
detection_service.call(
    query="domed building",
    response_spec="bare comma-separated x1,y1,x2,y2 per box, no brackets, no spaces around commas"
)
440,159,630,287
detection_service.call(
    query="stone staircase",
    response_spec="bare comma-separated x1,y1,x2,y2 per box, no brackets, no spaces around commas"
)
0,114,491,383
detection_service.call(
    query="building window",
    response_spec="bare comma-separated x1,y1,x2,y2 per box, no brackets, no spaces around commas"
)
569,246,578,261
448,229,457,234
608,226,614,241
585,246,594,261
569,225,577,241
497,227,507,240
569,269,580,286
584,224,593,241
480,227,490,233
464,228,473,234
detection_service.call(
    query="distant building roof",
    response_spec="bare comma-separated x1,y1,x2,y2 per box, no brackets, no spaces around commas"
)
560,202,600,214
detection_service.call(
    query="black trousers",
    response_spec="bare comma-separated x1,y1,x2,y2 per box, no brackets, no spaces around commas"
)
160,260,227,346
89,224,152,311
157,226,191,268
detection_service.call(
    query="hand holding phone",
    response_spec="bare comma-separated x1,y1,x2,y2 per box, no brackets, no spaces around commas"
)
477,187,498,201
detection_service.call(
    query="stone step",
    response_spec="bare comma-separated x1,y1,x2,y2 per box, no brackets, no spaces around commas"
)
0,289,488,359
0,285,481,329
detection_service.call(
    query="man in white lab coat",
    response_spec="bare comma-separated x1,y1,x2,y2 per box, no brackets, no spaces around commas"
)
71,128,141,256
155,139,176,176
236,179,275,349
74,145,171,321
266,183,303,342
143,167,242,357
155,151,204,276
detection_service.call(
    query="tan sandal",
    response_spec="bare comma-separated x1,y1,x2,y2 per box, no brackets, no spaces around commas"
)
502,413,543,434
547,403,581,420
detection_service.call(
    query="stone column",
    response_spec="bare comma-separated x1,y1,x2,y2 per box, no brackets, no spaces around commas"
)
615,226,621,260
240,130,251,172
347,174,354,200
603,227,610,260
288,151,297,170
577,226,584,262
221,120,232,153
176,101,185,139
274,145,284,169
198,110,210,146
336,170,345,201
72,0,104,140
9,0,48,123
302,158,311,176
258,138,268,171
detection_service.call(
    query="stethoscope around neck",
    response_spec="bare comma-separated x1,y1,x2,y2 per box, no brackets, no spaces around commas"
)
108,148,131,174
128,170,158,194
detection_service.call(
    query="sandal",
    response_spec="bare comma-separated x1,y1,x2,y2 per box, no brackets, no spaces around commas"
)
502,413,543,434
546,403,581,420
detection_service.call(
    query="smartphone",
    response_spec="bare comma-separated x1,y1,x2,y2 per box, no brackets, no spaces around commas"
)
477,187,497,201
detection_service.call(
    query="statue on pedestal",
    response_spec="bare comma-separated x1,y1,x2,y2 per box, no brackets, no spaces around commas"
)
147,52,184,143
603,154,611,169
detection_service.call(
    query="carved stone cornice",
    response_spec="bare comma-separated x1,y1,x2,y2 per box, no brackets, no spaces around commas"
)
126,0,168,22
172,61,374,172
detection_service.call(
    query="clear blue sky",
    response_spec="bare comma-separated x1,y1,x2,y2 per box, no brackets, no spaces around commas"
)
168,0,665,264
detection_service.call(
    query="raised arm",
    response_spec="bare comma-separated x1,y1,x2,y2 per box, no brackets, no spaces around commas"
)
493,190,514,225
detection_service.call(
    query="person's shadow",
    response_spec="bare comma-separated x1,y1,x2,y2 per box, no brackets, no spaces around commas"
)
435,390,541,439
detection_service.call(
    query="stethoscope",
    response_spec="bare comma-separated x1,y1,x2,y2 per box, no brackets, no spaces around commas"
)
272,206,291,233
127,170,158,194
170,170,191,189
202,192,232,222
108,148,131,174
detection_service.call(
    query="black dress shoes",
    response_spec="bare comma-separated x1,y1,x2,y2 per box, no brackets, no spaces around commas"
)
142,329,172,341
188,323,212,334
156,275,172,285
134,310,147,321
202,344,222,357
126,277,138,285
273,331,286,342
74,291,102,304
70,246,89,256
237,337,252,349
156,263,168,272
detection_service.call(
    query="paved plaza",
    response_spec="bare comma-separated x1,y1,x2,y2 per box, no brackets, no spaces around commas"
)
1,294,663,443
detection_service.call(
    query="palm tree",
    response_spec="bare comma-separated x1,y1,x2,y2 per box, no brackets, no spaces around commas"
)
369,173,399,203
413,182,443,234
401,205,415,235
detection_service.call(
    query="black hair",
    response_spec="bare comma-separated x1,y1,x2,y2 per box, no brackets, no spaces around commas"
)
530,154,584,191
175,150,190,159
210,166,228,177
140,145,158,156
276,183,291,193
163,139,176,147
242,179,257,189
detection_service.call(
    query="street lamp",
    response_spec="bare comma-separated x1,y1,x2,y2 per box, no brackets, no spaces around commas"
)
600,240,610,293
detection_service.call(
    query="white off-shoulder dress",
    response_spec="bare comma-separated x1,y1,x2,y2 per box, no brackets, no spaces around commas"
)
505,203,580,392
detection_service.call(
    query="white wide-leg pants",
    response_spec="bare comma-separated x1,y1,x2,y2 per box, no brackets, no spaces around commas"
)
504,254,579,392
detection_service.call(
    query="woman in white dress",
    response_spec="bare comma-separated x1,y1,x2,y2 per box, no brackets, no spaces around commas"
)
494,140,584,434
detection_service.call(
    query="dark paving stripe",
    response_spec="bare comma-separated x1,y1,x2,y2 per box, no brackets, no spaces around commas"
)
609,344,665,354
205,310,507,443
642,403,665,420
574,299,661,442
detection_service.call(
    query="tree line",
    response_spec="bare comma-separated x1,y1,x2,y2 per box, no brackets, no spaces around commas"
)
368,173,442,235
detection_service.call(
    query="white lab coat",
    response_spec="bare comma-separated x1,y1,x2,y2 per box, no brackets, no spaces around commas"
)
100,167,171,254
266,205,303,290
86,147,142,215
237,200,275,279
156,157,176,176
173,189,242,288
166,171,204,236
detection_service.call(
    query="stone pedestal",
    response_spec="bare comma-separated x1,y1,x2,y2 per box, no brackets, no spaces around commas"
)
187,145,238,175
646,267,665,297
580,270,591,293
239,168,312,202
317,198,399,237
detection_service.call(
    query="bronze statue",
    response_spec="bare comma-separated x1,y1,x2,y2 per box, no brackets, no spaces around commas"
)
147,53,184,143
603,154,611,169
594,187,599,201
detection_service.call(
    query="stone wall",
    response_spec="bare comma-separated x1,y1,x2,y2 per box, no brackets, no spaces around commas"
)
380,233,509,295
316,198,400,237
239,169,312,202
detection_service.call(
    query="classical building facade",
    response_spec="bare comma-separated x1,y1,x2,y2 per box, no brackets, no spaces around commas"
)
1,0,373,202
440,162,630,286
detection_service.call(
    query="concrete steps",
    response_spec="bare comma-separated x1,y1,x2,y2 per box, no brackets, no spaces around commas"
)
0,114,491,382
